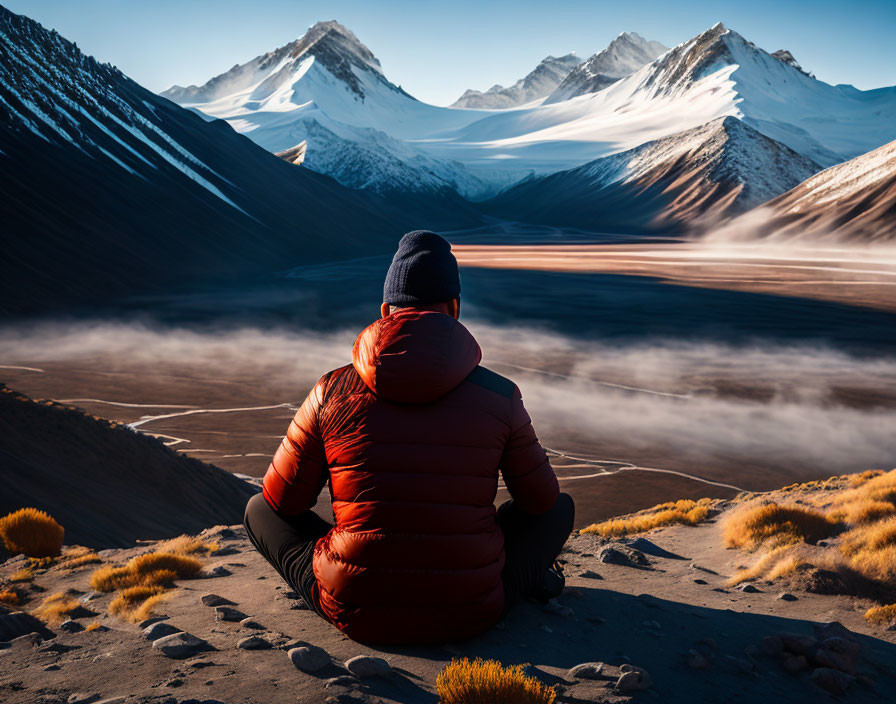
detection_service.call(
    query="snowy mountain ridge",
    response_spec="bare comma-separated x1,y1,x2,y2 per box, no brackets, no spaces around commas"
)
451,53,583,109
160,19,896,214
544,32,669,103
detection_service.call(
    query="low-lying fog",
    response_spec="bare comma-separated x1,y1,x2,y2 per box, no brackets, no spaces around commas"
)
2,320,895,488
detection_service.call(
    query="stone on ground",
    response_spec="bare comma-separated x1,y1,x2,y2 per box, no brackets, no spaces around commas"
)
344,654,392,677
288,644,331,673
151,632,211,659
143,621,181,641
568,662,604,679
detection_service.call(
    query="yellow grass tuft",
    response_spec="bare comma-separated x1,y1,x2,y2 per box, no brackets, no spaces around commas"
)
109,585,168,620
57,546,102,571
130,591,172,623
153,535,219,556
0,508,64,557
32,592,82,624
84,622,103,631
865,603,896,625
436,658,556,704
582,498,712,537
0,589,21,606
840,517,896,555
722,502,837,550
849,470,884,486
90,552,202,592
830,499,896,525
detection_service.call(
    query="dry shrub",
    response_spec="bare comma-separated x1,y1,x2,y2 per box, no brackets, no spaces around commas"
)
32,592,82,624
849,470,884,486
865,603,896,625
830,499,896,525
90,565,132,592
722,502,837,550
0,508,64,557
90,552,202,592
846,545,896,583
840,517,896,555
582,498,712,537
154,535,219,556
728,545,799,586
57,546,102,571
436,658,556,704
109,585,167,619
0,589,20,606
131,591,172,623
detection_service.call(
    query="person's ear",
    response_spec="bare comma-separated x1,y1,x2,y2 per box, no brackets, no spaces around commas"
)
450,298,460,320
380,302,391,319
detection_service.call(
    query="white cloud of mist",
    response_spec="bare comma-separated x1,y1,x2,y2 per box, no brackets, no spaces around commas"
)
1,320,895,484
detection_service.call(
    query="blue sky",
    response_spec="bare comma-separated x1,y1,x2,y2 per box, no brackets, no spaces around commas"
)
6,0,895,105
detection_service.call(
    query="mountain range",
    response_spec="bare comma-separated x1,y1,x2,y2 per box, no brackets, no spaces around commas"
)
451,53,583,109
0,7,481,314
1,3,894,315
160,20,896,241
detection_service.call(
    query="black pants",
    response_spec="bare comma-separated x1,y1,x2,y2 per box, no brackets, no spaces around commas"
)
243,491,575,617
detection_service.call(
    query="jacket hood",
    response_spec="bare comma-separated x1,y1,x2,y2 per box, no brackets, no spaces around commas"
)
352,311,482,403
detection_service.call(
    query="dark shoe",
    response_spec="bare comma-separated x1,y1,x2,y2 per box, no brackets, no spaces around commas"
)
534,560,565,603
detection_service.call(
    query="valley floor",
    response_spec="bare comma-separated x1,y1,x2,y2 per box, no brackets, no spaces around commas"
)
452,242,896,314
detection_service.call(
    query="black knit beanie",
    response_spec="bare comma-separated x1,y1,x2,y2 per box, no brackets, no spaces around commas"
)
382,230,461,305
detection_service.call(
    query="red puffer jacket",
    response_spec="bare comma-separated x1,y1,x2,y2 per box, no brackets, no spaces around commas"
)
262,310,558,644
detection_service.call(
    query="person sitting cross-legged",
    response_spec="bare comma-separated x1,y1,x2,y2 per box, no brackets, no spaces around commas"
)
243,230,575,644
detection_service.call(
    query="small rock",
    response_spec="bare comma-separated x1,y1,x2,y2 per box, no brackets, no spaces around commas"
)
282,590,301,599
239,617,265,630
778,592,798,601
288,644,331,672
811,667,855,695
567,662,604,679
206,566,231,578
143,622,182,641
781,654,808,674
805,569,849,595
137,616,168,629
65,605,97,620
200,594,233,607
80,592,103,603
693,578,708,585
738,583,760,593
43,663,61,671
344,654,392,677
711,587,729,593
616,666,652,691
289,598,311,611
814,638,860,674
60,620,84,633
598,544,650,568
687,649,711,670
152,632,211,659
237,636,271,650
579,570,602,579
779,633,817,655
214,606,247,622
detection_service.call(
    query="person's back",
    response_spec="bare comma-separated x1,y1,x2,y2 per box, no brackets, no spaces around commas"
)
244,230,574,644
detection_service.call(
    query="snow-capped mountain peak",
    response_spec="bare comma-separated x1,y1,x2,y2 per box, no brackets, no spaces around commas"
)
161,19,396,105
451,53,583,109
544,31,669,103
